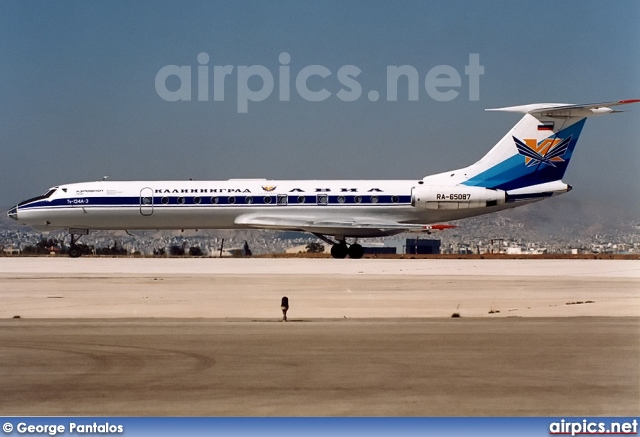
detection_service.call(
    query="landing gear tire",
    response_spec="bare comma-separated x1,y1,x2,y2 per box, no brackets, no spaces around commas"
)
68,247,81,258
330,243,348,259
348,243,364,259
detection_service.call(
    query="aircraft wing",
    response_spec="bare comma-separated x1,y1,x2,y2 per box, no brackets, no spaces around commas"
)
234,214,453,237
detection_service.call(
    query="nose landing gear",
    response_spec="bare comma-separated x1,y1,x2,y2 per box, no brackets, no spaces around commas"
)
67,229,89,258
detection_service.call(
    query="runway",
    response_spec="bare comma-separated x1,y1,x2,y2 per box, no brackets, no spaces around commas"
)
0,258,638,416
1,258,638,318
1,318,638,416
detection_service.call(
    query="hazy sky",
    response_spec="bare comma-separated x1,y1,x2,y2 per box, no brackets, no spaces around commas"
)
2,1,639,213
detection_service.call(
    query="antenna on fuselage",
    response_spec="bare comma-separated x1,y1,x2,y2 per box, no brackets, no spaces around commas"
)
102,176,109,181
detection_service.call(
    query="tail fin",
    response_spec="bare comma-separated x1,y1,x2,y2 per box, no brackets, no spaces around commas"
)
458,100,639,191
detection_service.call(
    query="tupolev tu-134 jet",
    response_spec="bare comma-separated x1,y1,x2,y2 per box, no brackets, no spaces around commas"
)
8,99,639,258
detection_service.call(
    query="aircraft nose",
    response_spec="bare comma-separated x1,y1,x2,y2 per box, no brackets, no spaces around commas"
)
7,205,18,221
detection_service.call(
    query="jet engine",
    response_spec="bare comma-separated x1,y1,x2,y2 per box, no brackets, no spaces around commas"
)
411,185,506,210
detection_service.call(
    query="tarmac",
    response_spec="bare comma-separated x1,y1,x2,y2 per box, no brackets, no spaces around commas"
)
0,258,638,415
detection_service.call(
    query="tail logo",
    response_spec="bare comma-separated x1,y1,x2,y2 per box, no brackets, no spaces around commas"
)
513,135,572,167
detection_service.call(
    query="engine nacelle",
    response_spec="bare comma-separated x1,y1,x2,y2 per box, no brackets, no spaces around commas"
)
412,185,506,210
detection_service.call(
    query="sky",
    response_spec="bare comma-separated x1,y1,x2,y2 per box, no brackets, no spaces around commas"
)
1,0,639,214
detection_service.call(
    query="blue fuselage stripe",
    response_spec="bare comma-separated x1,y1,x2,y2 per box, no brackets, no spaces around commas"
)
19,194,413,210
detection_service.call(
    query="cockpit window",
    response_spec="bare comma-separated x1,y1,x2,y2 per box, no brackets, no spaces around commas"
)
42,188,57,198
18,188,58,206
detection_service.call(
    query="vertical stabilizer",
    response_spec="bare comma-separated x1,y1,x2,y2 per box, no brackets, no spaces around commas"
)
449,100,640,190
462,113,585,190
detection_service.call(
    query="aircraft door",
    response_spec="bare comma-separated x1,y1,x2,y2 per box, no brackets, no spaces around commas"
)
140,187,154,216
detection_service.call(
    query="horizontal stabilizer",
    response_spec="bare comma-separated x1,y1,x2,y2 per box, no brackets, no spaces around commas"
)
486,99,640,118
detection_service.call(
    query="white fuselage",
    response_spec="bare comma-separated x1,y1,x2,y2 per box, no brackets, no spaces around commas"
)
12,179,529,237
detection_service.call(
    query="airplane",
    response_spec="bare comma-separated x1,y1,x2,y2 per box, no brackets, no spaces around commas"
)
7,99,638,259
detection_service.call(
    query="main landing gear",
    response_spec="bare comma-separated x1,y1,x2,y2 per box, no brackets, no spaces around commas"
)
330,241,364,259
314,234,364,259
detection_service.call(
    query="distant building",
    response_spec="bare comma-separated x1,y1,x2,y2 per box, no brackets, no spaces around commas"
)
363,246,396,255
405,239,441,255
506,247,548,255
2,247,20,255
285,244,329,254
